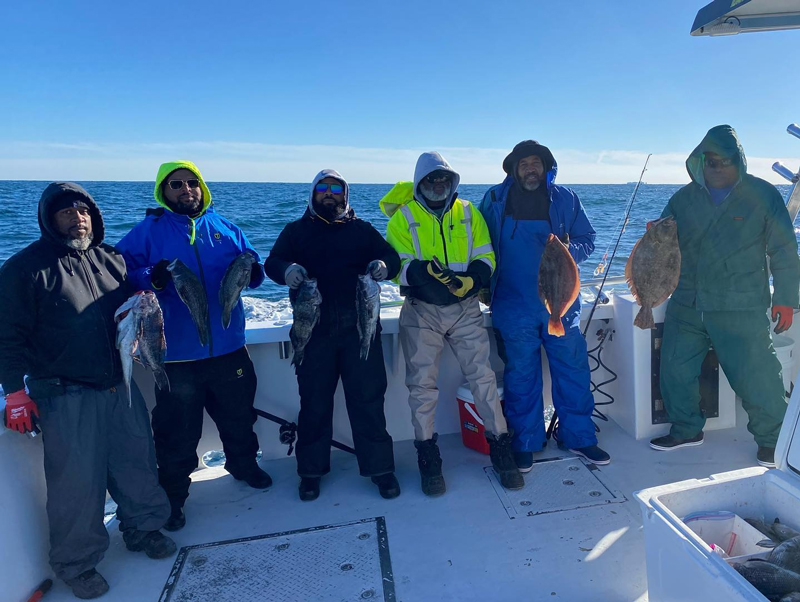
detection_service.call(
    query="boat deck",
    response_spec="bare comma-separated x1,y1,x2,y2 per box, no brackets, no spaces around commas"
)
40,405,763,602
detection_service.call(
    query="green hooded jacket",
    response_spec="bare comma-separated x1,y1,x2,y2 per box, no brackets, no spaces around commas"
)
660,125,800,311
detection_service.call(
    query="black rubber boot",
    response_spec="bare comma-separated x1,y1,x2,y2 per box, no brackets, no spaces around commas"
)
371,473,401,499
65,569,109,600
163,502,186,532
299,477,321,501
123,530,177,559
487,432,524,490
231,465,273,489
414,434,446,497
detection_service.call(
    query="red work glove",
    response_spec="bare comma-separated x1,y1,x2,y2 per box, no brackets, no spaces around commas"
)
4,390,39,434
772,305,794,335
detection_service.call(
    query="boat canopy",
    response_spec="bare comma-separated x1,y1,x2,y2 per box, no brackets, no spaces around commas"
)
691,0,800,36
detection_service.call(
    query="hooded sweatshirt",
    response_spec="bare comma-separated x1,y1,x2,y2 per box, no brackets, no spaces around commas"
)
264,169,401,336
660,125,800,311
116,160,265,361
0,183,130,394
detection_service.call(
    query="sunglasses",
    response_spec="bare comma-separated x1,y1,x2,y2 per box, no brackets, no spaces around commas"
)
315,183,344,194
167,178,201,190
704,157,736,169
425,173,451,184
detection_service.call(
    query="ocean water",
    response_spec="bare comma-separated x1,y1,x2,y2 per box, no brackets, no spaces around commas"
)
0,180,793,314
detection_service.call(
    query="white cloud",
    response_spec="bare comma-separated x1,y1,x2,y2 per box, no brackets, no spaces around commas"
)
2,141,799,185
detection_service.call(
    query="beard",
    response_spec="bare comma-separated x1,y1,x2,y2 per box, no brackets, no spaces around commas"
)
65,231,94,251
419,180,452,204
170,197,204,216
313,197,347,221
519,172,542,191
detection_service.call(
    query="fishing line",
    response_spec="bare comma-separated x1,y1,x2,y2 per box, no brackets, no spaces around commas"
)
546,154,651,442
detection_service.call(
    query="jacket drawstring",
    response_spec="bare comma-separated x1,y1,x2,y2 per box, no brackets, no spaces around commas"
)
85,251,101,274
60,255,74,276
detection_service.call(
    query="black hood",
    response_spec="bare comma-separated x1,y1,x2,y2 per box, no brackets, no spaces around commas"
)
37,182,105,247
502,140,556,180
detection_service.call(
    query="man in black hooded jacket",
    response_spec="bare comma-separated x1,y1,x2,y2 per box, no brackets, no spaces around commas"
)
264,169,402,502
0,183,175,600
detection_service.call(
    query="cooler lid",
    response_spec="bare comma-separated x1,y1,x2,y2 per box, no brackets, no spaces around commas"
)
779,362,800,477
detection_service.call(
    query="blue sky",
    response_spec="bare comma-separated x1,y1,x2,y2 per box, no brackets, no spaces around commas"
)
2,0,799,183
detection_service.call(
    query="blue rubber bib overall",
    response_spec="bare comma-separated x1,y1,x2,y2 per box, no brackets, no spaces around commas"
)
492,216,597,451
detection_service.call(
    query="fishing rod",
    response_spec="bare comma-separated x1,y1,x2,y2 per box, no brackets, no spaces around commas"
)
546,154,652,442
580,153,651,338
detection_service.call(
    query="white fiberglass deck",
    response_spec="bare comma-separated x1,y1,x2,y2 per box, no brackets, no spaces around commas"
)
38,406,764,602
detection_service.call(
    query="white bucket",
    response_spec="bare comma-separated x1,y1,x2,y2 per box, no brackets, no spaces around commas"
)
774,334,794,399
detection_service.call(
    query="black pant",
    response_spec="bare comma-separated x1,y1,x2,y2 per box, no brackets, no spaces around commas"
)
295,326,394,477
36,382,169,581
152,346,259,506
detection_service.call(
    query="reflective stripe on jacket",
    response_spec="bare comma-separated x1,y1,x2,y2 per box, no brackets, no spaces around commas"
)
383,181,495,285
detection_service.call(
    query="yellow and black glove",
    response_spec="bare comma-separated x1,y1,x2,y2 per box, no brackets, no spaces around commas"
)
449,275,475,298
427,259,457,286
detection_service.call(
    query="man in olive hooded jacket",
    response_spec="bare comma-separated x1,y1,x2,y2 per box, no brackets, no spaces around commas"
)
650,125,800,468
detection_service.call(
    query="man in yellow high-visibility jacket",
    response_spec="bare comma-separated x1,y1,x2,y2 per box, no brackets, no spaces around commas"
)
381,151,523,496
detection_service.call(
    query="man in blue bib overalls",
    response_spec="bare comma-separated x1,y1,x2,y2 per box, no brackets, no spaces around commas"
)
479,140,610,471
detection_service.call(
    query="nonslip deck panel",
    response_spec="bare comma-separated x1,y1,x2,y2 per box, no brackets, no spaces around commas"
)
159,517,395,602
487,456,626,519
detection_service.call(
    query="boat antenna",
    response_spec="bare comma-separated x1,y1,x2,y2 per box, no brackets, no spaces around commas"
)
581,153,651,338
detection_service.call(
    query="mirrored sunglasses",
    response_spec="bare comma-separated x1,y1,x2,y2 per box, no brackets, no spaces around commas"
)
315,183,344,194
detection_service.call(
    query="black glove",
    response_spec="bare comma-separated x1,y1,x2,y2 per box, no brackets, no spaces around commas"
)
151,259,172,290
250,261,263,287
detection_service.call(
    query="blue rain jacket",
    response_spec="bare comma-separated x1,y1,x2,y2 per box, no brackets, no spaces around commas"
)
478,160,596,304
478,158,597,450
116,205,264,362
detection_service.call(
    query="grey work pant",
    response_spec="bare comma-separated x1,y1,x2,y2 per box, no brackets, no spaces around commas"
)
399,296,507,440
35,382,169,581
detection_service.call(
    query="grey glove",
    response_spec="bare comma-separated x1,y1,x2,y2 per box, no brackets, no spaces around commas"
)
284,264,308,289
367,260,388,281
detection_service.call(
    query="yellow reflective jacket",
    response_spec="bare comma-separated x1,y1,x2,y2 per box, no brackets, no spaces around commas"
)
381,181,495,305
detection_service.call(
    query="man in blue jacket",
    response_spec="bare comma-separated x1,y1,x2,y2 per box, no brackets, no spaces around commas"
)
117,160,269,532
479,140,610,471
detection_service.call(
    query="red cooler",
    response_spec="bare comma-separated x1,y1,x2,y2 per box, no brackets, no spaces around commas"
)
457,382,504,455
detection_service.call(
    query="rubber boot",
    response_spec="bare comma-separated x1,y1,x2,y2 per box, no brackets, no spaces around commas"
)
486,431,524,490
414,434,446,497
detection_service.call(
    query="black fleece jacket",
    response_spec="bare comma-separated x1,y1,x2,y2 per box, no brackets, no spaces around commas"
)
264,208,400,335
0,183,131,394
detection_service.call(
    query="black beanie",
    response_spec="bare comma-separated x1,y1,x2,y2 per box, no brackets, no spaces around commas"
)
502,140,556,176
49,192,90,216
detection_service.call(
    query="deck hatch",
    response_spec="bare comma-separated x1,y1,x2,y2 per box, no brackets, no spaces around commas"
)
159,516,395,602
486,456,626,519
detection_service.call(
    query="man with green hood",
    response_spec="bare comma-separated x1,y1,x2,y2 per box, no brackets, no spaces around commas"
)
650,125,800,468
116,161,269,531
